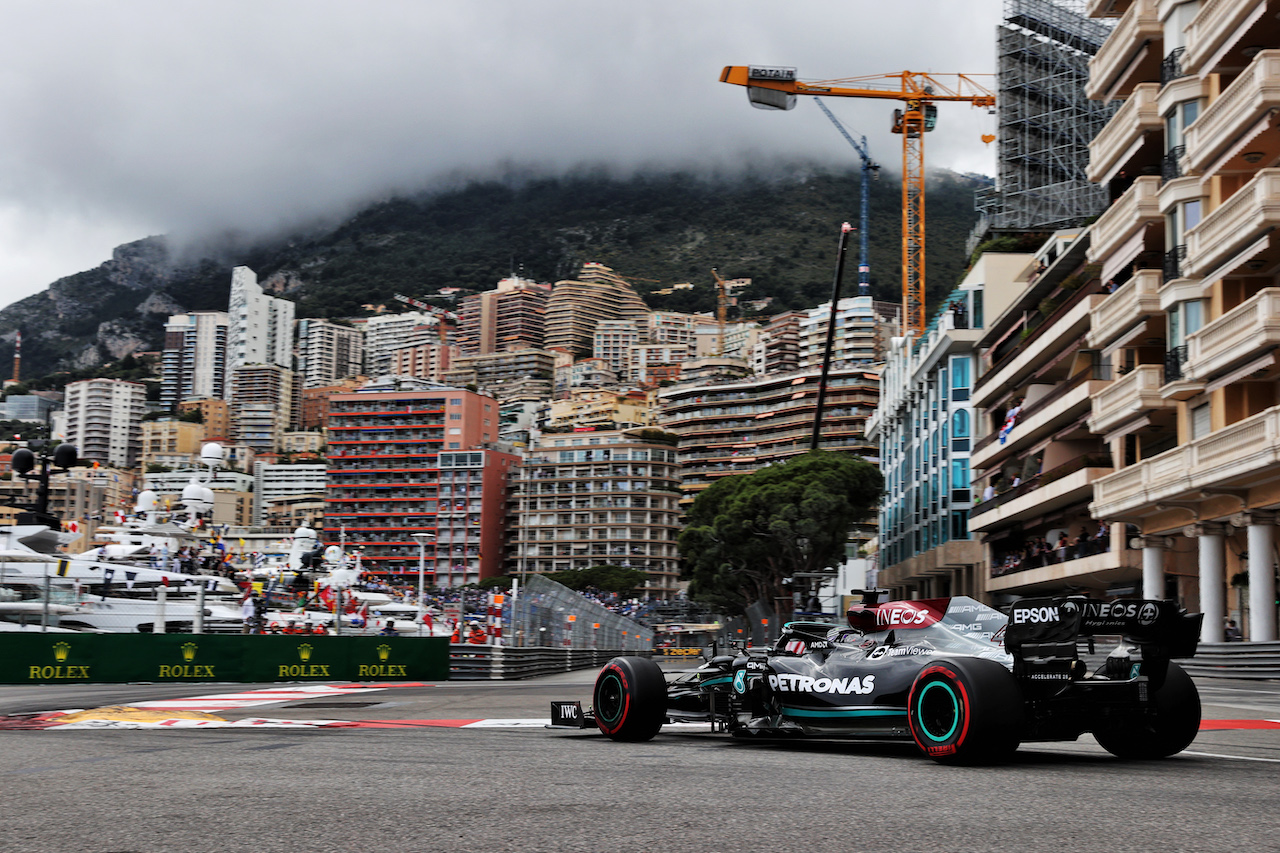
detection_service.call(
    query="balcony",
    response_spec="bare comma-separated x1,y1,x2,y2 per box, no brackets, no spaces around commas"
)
1183,287,1280,382
1088,364,1177,434
1087,0,1131,17
1086,0,1161,101
1086,176,1162,266
972,295,1107,410
1087,269,1161,348
972,372,1108,469
1092,405,1280,519
1184,0,1272,76
1087,83,1162,183
1185,50,1280,173
970,463,1114,533
1184,169,1280,278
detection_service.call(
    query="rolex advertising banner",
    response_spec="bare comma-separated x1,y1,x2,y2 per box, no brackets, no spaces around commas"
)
0,635,450,684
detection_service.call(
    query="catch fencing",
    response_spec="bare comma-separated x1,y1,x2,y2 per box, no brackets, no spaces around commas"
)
506,574,654,651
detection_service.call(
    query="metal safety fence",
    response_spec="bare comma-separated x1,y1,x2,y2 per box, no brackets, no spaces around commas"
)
449,646,640,680
506,574,654,651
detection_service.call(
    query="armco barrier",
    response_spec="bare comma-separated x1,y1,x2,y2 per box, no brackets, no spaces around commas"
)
449,646,644,680
4,634,450,684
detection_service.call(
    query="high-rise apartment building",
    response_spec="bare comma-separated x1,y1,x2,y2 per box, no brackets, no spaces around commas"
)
64,378,147,468
364,312,434,377
229,365,295,452
227,267,295,380
456,276,550,355
161,311,228,410
140,418,206,470
964,232,1130,607
797,297,900,370
869,251,1029,600
390,340,455,383
752,311,804,375
253,461,327,526
323,387,516,583
658,365,881,505
442,348,556,400
512,428,682,593
544,263,650,357
296,318,364,389
593,320,641,375
1079,0,1280,643
177,398,231,441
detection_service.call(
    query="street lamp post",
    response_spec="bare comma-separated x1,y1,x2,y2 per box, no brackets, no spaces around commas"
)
411,533,435,636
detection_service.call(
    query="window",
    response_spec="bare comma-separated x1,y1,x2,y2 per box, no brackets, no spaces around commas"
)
951,410,970,451
971,289,984,329
950,458,970,503
950,357,971,402
1164,100,1200,152
1191,403,1210,440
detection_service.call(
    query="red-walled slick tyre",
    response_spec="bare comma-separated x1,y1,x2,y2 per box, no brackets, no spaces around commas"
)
593,656,666,742
907,657,1024,765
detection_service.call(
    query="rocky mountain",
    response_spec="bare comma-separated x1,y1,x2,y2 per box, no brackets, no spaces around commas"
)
0,163,987,382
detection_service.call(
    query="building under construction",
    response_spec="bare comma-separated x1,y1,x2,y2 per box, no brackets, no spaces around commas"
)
972,0,1117,245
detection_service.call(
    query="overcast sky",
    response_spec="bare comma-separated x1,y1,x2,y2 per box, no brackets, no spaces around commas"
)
0,0,1002,308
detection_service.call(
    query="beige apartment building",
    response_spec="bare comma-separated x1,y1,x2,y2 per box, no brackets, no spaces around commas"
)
1081,0,1280,642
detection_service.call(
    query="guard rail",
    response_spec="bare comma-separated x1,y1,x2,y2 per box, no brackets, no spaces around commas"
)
449,646,646,680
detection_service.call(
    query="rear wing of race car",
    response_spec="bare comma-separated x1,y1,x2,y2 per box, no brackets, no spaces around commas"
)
1005,597,1203,660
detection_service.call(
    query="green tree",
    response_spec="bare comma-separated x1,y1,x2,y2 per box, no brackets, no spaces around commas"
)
543,564,650,595
679,451,882,617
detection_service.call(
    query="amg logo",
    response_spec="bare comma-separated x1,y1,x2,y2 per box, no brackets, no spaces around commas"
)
1013,606,1059,624
768,674,875,695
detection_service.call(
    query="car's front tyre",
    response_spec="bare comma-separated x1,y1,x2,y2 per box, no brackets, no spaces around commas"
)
593,656,666,742
907,657,1024,765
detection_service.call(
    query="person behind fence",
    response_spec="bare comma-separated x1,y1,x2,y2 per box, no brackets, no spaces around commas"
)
241,593,258,634
380,620,399,636
1225,619,1242,641
466,620,487,644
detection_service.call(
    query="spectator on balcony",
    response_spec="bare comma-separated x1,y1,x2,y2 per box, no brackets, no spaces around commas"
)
1056,531,1071,562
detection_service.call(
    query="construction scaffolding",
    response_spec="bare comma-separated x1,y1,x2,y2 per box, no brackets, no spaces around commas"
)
971,0,1117,250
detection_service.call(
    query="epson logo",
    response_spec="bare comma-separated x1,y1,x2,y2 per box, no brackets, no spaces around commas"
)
768,674,876,695
1013,606,1060,624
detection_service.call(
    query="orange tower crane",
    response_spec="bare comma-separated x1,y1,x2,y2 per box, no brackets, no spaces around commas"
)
719,66,995,339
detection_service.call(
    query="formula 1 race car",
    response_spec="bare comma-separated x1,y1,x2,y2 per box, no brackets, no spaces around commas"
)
551,591,1204,764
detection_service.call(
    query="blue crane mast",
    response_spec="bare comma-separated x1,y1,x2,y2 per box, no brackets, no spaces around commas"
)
812,97,878,296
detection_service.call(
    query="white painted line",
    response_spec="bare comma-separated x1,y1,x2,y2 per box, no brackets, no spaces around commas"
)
1181,750,1280,763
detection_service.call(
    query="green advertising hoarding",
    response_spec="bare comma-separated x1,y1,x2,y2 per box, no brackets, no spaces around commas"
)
0,634,450,684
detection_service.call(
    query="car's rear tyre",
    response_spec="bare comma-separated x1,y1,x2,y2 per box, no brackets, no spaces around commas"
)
907,658,1024,765
593,656,666,742
1093,662,1200,759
